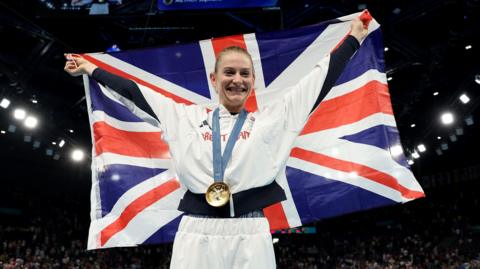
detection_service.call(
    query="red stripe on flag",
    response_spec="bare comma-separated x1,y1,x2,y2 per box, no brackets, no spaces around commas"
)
83,54,193,106
211,35,259,112
100,179,180,246
93,121,170,159
290,147,425,199
263,202,290,230
301,80,393,135
211,35,247,54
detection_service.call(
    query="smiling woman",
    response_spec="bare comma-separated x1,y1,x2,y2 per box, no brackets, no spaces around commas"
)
210,48,255,113
64,17,368,269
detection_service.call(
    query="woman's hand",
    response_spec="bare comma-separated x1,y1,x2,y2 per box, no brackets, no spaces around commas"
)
64,54,98,77
350,17,369,43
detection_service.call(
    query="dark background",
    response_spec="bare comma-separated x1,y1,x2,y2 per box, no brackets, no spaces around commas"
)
0,1,479,266
0,0,480,268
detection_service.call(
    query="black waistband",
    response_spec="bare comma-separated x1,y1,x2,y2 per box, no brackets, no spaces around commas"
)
178,180,287,218
187,209,265,219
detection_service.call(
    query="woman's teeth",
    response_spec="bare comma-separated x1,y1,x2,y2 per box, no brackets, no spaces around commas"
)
227,87,245,92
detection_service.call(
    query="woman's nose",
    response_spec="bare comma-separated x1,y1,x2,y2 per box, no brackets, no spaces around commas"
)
232,73,242,83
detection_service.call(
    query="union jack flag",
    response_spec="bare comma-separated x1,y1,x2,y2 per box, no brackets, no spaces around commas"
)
83,11,425,249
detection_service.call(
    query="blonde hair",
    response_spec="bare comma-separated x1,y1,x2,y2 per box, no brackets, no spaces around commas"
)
214,46,255,74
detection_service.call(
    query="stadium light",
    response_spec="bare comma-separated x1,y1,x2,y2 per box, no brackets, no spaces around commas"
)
33,140,41,149
412,151,420,159
410,123,416,128
417,144,426,153
0,130,5,134
459,94,470,104
435,149,443,156
272,238,279,244
441,143,448,150
0,98,10,109
71,149,85,162
13,108,26,120
437,136,442,140
384,47,389,52
433,91,439,96
59,139,65,148
390,145,403,157
465,115,474,126
449,134,457,142
24,116,38,129
7,124,16,133
465,44,472,50
392,7,401,14
407,159,414,165
475,74,480,85
441,112,454,125
387,76,393,81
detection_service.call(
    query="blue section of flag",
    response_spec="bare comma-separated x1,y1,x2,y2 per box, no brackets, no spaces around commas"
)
256,23,330,87
340,125,409,168
89,81,144,122
111,43,211,99
286,166,395,224
98,164,166,216
335,29,385,86
142,215,183,245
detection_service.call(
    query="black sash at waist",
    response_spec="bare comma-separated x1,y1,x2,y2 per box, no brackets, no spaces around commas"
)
177,180,287,218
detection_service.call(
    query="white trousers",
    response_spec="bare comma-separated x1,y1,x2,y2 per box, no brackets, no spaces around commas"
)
170,215,276,269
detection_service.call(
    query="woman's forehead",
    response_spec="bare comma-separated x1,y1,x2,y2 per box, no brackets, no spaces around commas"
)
217,52,253,68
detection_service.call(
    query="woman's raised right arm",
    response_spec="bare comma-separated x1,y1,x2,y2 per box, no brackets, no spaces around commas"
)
64,53,157,121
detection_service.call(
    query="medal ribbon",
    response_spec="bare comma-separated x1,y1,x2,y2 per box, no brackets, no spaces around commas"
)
212,108,247,183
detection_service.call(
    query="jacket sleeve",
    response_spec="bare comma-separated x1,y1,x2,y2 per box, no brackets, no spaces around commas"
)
310,35,360,111
90,68,183,141
282,35,360,131
92,68,158,121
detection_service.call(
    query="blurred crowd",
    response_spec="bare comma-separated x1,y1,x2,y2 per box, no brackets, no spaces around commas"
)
1,180,479,268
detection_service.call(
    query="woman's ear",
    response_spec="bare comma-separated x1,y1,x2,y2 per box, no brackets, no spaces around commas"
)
209,72,218,93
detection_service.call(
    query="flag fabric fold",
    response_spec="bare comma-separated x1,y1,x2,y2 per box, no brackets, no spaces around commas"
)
83,11,424,250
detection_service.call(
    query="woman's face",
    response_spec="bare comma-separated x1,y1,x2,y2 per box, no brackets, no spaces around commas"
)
210,52,255,113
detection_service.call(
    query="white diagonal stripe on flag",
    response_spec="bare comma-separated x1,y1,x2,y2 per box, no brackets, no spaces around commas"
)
92,111,162,132
287,157,405,203
275,169,302,227
265,22,350,92
101,188,184,248
89,54,212,104
324,69,388,101
95,153,172,170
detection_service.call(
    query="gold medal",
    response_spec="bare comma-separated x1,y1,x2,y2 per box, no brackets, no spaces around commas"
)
205,182,230,207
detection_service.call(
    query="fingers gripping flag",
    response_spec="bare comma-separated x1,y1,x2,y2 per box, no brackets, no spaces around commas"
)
83,11,425,249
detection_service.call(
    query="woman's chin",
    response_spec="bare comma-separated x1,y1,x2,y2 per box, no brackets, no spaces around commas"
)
223,101,245,112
